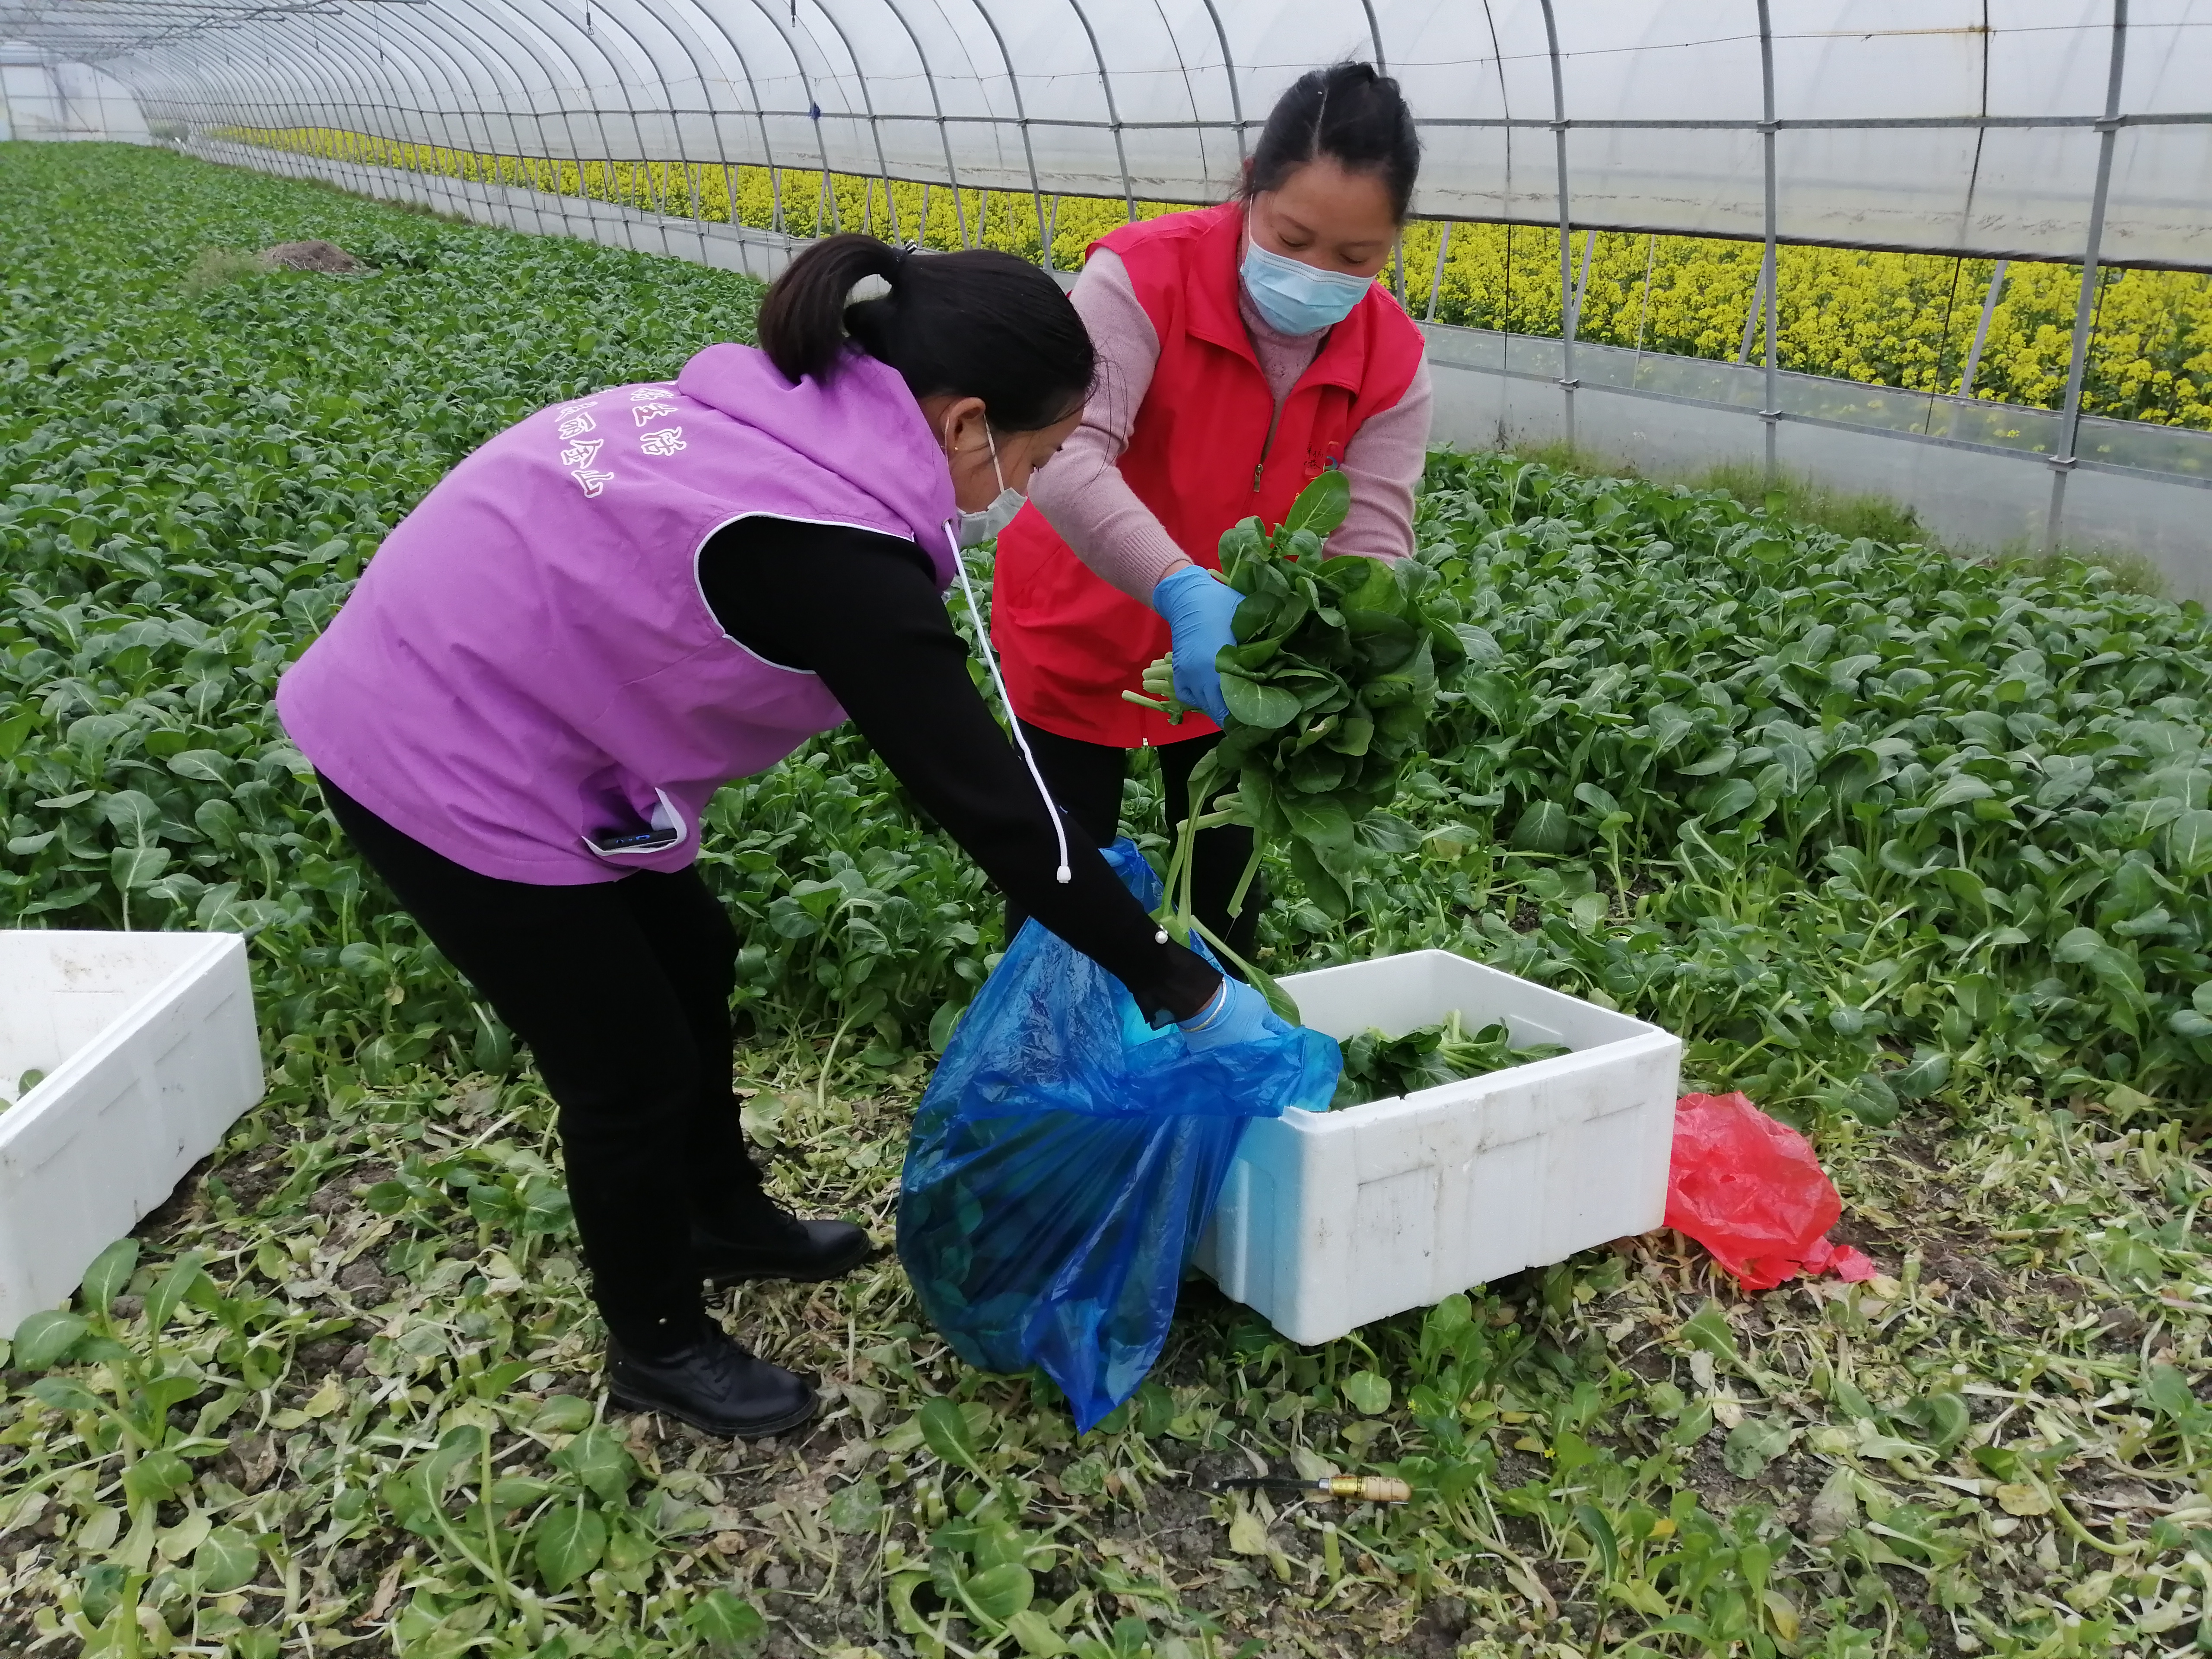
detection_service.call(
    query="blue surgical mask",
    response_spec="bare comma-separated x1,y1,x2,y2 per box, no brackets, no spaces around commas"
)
1240,226,1373,336
951,425,1025,548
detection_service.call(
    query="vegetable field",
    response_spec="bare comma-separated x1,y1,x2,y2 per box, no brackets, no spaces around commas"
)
11,141,2212,1659
230,127,2212,430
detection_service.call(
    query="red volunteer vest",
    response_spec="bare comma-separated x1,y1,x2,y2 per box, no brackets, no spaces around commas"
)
992,202,1427,748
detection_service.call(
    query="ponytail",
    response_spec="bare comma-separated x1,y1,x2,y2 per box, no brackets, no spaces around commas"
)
1243,62,1421,224
756,232,1095,432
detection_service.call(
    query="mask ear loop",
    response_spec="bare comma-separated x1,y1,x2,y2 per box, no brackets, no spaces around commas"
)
944,520,1072,887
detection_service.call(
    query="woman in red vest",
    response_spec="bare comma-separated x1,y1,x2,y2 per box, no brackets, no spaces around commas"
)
993,62,1430,960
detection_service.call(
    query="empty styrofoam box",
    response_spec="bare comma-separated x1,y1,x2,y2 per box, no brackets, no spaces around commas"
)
1192,949,1681,1346
0,931,263,1334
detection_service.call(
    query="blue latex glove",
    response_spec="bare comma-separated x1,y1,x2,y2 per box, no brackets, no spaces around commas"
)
1179,974,1272,1052
1150,564,1239,727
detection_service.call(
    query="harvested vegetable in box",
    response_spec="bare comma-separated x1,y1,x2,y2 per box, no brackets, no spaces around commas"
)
1331,1011,1571,1109
1127,471,1474,1014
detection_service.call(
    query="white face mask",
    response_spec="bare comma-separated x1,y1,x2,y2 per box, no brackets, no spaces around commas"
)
951,424,1025,548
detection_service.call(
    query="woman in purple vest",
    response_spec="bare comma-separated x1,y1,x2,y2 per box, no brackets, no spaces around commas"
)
277,235,1273,1438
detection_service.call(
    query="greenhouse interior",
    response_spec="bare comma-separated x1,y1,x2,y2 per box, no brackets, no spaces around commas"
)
7,3,2212,1657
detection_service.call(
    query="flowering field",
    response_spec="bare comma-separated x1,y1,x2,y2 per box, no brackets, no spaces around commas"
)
227,127,2212,431
8,141,2212,1659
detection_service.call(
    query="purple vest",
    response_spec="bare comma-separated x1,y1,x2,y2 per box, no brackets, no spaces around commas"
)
278,344,957,883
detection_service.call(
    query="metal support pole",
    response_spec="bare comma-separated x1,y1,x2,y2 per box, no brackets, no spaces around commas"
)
1634,234,1656,371
971,4,1050,265
1757,0,1781,481
1424,221,1453,324
1570,226,1595,335
2048,0,2128,551
1196,0,1248,167
1958,259,2009,398
1067,0,1136,224
1738,267,1765,362
1538,0,1574,451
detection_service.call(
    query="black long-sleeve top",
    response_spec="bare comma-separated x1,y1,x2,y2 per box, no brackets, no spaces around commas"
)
697,515,1218,1025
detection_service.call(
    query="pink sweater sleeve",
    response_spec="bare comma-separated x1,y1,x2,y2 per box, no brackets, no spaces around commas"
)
1026,250,1191,604
1027,249,1436,597
1327,354,1432,563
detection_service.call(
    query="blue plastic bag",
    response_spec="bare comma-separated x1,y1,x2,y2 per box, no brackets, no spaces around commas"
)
897,839,1339,1431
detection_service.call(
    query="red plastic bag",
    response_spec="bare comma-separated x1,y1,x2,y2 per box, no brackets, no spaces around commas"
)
1664,1093,1878,1291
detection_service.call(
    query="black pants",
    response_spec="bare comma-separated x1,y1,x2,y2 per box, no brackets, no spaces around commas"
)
321,775,769,1356
1012,721,1264,967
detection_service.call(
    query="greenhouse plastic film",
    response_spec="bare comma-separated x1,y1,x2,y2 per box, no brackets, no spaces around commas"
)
24,2,2212,266
897,839,1339,1431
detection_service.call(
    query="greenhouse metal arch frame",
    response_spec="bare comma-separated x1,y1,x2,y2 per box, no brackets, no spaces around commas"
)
8,1,2212,589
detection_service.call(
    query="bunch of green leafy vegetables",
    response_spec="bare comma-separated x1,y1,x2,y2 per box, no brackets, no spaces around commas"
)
1330,1011,1571,1108
1127,470,1472,997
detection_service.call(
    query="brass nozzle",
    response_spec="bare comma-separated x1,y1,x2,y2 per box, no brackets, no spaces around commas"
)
1323,1476,1411,1503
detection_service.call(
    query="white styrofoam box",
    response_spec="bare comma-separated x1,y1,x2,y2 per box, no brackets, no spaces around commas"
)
1192,949,1680,1346
0,931,263,1334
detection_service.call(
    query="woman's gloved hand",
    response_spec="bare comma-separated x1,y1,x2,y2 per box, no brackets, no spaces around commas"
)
1178,973,1273,1052
1150,564,1240,727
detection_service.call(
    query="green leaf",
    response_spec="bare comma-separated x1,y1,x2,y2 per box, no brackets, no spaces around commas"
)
1278,794,1355,849
145,1252,207,1332
825,1476,884,1533
1573,1502,1621,1579
1342,1371,1392,1414
1279,469,1351,539
2171,1008,2212,1041
111,842,171,890
1287,833,1350,920
687,1588,767,1654
1925,773,1996,810
1572,781,1623,819
528,1395,595,1436
194,1525,260,1593
124,1447,194,1505
12,1309,89,1370
28,1376,103,1414
1888,1048,1952,1102
1722,1414,1793,1479
81,1238,140,1314
99,788,161,840
552,1425,635,1502
1691,776,1759,822
1462,671,1519,724
919,1395,979,1471
489,1475,557,1513
1219,674,1301,729
532,1500,607,1592
2168,808,2212,877
1004,1608,1068,1657
963,1560,1036,1623
1680,1300,1739,1364
1510,800,1570,855
1897,1391,1972,1455
1844,1070,1901,1125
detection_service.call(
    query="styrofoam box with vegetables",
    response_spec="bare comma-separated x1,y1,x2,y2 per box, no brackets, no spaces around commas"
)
1192,949,1681,1346
0,931,263,1334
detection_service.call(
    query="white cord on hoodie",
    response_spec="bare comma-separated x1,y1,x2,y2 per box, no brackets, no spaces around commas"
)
947,525,1072,885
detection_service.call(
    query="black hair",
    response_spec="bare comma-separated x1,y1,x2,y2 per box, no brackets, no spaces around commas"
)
756,232,1093,431
1242,61,1421,224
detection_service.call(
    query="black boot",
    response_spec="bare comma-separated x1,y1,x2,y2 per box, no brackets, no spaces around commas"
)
693,1203,874,1287
606,1325,816,1439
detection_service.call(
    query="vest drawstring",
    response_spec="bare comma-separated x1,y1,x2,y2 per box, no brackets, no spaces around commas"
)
947,525,1073,887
